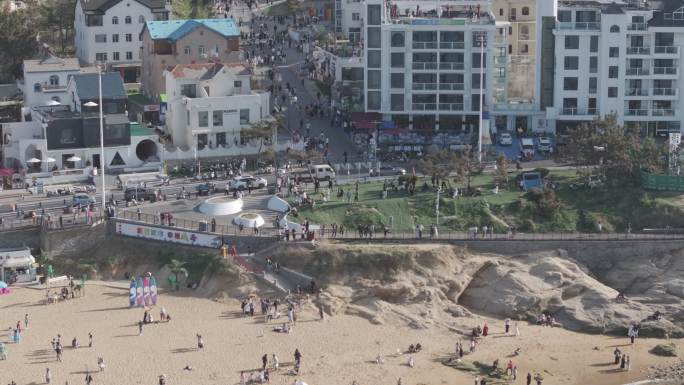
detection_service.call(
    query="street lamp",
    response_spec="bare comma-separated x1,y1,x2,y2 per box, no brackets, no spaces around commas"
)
477,34,486,163
83,63,106,213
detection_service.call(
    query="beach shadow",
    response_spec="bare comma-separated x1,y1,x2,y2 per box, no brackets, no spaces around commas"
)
220,311,246,319
81,305,131,312
590,362,615,367
113,334,139,338
599,368,626,374
492,334,514,339
69,370,92,375
171,347,197,354
605,344,632,348
1,301,31,309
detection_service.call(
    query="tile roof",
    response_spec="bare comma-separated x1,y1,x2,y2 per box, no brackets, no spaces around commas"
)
169,63,224,80
23,56,81,73
145,19,240,42
79,0,166,12
72,72,127,100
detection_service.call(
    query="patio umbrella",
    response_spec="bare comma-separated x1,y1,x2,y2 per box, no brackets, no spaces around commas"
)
66,156,82,162
26,158,41,163
0,281,7,289
45,157,56,163
45,100,61,106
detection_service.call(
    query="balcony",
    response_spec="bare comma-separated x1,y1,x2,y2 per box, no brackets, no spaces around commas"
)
626,88,649,96
654,46,679,54
652,88,677,96
560,108,595,116
652,108,675,116
439,83,464,90
41,84,68,92
627,22,647,31
412,83,438,90
625,109,649,116
413,41,438,49
625,67,649,76
412,103,437,111
495,35,506,44
653,67,678,76
626,46,650,55
556,21,601,31
438,103,464,111
439,42,465,49
412,62,438,70
439,62,464,70
494,56,509,65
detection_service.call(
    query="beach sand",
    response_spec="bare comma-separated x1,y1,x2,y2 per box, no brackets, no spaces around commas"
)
0,282,679,385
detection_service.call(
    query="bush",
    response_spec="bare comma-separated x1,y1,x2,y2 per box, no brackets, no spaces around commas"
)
343,206,387,228
525,188,562,218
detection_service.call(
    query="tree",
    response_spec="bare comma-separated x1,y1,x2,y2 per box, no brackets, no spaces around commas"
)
494,154,509,187
241,120,276,162
417,151,458,187
38,0,76,55
453,151,484,191
172,0,212,19
166,259,188,291
0,9,38,81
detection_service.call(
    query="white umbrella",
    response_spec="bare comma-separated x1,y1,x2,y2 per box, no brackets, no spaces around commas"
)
83,101,98,107
26,158,41,163
45,100,61,106
66,156,82,162
45,157,56,163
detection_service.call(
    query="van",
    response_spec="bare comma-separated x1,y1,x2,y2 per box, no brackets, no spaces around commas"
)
124,187,158,202
312,164,335,180
521,138,535,159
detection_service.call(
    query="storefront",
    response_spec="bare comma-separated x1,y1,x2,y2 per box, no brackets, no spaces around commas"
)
0,247,37,284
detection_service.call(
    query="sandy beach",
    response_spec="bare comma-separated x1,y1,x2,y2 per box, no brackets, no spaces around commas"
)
0,282,680,385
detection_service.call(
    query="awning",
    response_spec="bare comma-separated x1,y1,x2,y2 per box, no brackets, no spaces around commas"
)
1,255,36,269
0,168,14,177
351,112,381,130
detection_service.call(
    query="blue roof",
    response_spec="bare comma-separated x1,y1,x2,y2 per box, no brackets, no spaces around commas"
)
145,19,240,42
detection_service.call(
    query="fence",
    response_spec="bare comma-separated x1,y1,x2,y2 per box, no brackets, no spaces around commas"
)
641,171,684,191
114,210,684,242
0,213,104,232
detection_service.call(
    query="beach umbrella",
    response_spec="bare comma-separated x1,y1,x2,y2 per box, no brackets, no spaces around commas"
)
45,157,56,163
0,281,7,289
66,156,82,162
26,158,41,163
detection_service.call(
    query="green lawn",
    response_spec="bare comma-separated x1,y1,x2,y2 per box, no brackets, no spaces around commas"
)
289,170,684,233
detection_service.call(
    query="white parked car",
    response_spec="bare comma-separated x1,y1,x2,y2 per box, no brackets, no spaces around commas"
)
226,175,268,191
498,132,513,146
537,137,552,152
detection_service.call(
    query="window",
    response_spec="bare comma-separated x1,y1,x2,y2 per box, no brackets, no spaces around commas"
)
589,77,597,93
391,94,404,111
589,57,598,73
239,109,249,124
558,10,571,22
391,52,404,68
564,56,579,70
367,27,381,48
610,25,620,33
234,80,242,88
95,34,107,43
367,70,381,89
184,46,191,55
564,77,578,90
565,36,579,49
126,51,133,60
113,52,120,61
125,16,131,24
368,4,381,25
471,93,482,111
590,36,599,52
367,50,381,68
213,111,223,127
588,98,596,112
112,34,119,43
49,75,59,86
390,73,404,88
499,8,503,16
391,32,404,47
608,87,618,97
112,16,118,24
520,25,529,38
609,66,618,78
471,73,486,89
367,91,381,110
33,83,40,92
522,6,529,16
471,53,486,68
125,34,132,42
199,45,207,58
180,84,196,98
95,52,107,61
352,12,360,21
216,132,226,146
609,47,619,57
138,15,145,23
508,26,513,35
198,111,209,127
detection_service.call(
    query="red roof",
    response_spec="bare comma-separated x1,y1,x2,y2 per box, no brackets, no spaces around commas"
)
0,168,15,177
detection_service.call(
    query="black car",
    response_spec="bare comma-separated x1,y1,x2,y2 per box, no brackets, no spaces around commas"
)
196,182,215,196
124,187,157,202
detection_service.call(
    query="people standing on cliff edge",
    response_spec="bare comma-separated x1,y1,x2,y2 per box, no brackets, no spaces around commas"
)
482,322,489,337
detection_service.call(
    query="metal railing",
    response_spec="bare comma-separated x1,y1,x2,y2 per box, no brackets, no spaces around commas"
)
654,46,679,54
412,103,437,111
625,109,649,116
439,62,465,70
627,22,647,31
557,21,601,30
0,213,106,232
412,41,438,49
439,42,465,49
626,88,649,96
412,82,438,90
627,46,650,55
438,103,464,111
439,83,464,90
653,67,678,75
652,88,677,96
625,67,649,76
651,108,675,116
412,62,438,70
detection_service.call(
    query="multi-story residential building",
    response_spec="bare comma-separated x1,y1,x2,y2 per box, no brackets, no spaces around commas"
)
361,0,496,134
334,0,364,42
140,19,241,103
74,0,169,85
19,53,95,108
164,62,271,151
549,0,684,136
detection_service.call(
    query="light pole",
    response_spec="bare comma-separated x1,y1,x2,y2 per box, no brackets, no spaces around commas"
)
83,64,106,213
477,34,486,163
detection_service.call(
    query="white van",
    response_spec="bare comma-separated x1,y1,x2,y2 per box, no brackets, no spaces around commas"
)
311,164,336,180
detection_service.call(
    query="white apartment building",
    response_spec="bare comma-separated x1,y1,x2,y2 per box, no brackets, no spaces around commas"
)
334,0,364,42
74,0,169,85
164,63,271,151
549,0,684,136
362,0,496,132
19,54,95,108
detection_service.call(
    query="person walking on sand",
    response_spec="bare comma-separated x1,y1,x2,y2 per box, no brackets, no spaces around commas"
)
504,318,511,334
240,371,247,385
88,333,93,348
45,368,52,384
24,314,29,329
482,323,489,337
526,372,532,385
294,349,302,366
197,334,204,349
626,355,631,371
272,354,279,370
158,374,166,385
262,353,268,370
138,321,143,336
